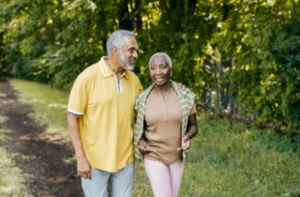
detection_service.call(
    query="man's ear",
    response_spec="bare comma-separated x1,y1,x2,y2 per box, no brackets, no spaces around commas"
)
112,47,119,56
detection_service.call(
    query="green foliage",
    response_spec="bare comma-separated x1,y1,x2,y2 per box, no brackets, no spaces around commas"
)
1,0,300,130
272,15,300,130
226,10,300,131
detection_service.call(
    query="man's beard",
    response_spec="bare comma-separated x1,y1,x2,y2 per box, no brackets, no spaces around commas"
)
118,52,135,71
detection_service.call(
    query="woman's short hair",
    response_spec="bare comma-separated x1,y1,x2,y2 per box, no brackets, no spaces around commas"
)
106,30,136,57
149,52,173,68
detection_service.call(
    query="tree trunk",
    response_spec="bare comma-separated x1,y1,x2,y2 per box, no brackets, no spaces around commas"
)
118,0,133,30
291,0,296,14
220,51,233,111
134,0,142,31
169,0,177,11
188,0,197,15
220,3,234,110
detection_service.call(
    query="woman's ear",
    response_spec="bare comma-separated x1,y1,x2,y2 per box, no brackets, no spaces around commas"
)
170,68,173,77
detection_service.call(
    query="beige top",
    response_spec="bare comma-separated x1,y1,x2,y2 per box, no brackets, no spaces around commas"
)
144,91,196,164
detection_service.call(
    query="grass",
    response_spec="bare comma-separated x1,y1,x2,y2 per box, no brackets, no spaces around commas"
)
9,79,300,196
0,116,11,140
0,129,12,141
0,115,32,197
0,148,33,197
10,79,70,140
0,115,8,124
133,114,300,197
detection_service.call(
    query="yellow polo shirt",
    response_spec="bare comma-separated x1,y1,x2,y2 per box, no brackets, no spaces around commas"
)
67,57,143,172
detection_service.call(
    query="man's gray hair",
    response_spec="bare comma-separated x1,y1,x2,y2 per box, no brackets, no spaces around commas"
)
106,30,136,57
149,52,173,68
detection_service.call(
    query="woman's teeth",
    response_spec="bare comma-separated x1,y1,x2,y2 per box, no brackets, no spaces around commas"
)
156,78,163,82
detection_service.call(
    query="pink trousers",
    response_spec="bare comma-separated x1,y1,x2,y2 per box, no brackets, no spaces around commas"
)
144,159,185,197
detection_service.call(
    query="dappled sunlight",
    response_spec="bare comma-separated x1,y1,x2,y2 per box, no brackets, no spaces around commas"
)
20,98,45,103
19,132,62,144
49,176,80,183
48,103,67,109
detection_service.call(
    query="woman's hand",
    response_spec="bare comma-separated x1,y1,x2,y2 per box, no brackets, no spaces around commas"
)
138,139,156,155
177,136,191,151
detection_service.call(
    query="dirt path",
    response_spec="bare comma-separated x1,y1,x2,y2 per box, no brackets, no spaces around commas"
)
0,81,84,197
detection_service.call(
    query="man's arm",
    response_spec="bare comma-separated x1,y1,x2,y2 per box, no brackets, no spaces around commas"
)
67,113,91,180
138,136,156,154
172,81,190,92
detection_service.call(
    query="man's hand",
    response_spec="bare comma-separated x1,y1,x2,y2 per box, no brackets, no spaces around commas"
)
177,136,191,151
77,155,92,180
138,140,156,155
173,82,191,92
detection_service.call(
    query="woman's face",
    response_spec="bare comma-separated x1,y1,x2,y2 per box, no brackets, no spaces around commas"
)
149,56,173,87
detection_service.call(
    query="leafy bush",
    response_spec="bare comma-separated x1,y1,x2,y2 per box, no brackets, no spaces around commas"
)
229,12,300,132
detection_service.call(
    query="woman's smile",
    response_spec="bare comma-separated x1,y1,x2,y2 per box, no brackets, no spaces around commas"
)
149,55,172,86
155,76,164,83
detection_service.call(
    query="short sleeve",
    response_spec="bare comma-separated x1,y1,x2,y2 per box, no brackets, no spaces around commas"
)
135,77,144,96
189,103,196,115
67,75,88,115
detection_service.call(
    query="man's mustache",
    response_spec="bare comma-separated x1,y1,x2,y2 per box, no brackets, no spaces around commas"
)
129,57,136,62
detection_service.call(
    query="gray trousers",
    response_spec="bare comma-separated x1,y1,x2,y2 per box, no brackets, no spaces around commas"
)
81,162,134,197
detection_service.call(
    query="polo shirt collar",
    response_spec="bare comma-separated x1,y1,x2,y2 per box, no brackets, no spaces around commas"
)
121,70,130,80
99,56,130,80
99,56,115,78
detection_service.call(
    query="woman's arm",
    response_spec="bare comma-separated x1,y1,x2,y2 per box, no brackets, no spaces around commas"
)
178,113,198,151
186,113,198,139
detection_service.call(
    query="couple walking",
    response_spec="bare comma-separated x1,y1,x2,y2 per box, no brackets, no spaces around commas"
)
67,30,198,197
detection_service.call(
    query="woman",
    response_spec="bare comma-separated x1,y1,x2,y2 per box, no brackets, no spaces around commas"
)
134,52,198,197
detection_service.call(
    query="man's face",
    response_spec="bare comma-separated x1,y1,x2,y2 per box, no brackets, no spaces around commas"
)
118,36,138,70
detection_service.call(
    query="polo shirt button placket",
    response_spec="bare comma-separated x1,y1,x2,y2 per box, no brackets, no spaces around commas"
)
165,94,168,120
164,104,167,120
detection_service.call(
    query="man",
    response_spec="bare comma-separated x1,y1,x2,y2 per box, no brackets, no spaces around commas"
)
67,30,186,197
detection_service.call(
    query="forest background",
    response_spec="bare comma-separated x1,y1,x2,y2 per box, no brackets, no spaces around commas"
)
0,0,300,133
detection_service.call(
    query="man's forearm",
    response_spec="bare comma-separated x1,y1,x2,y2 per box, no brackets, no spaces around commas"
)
67,113,86,158
68,113,91,179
